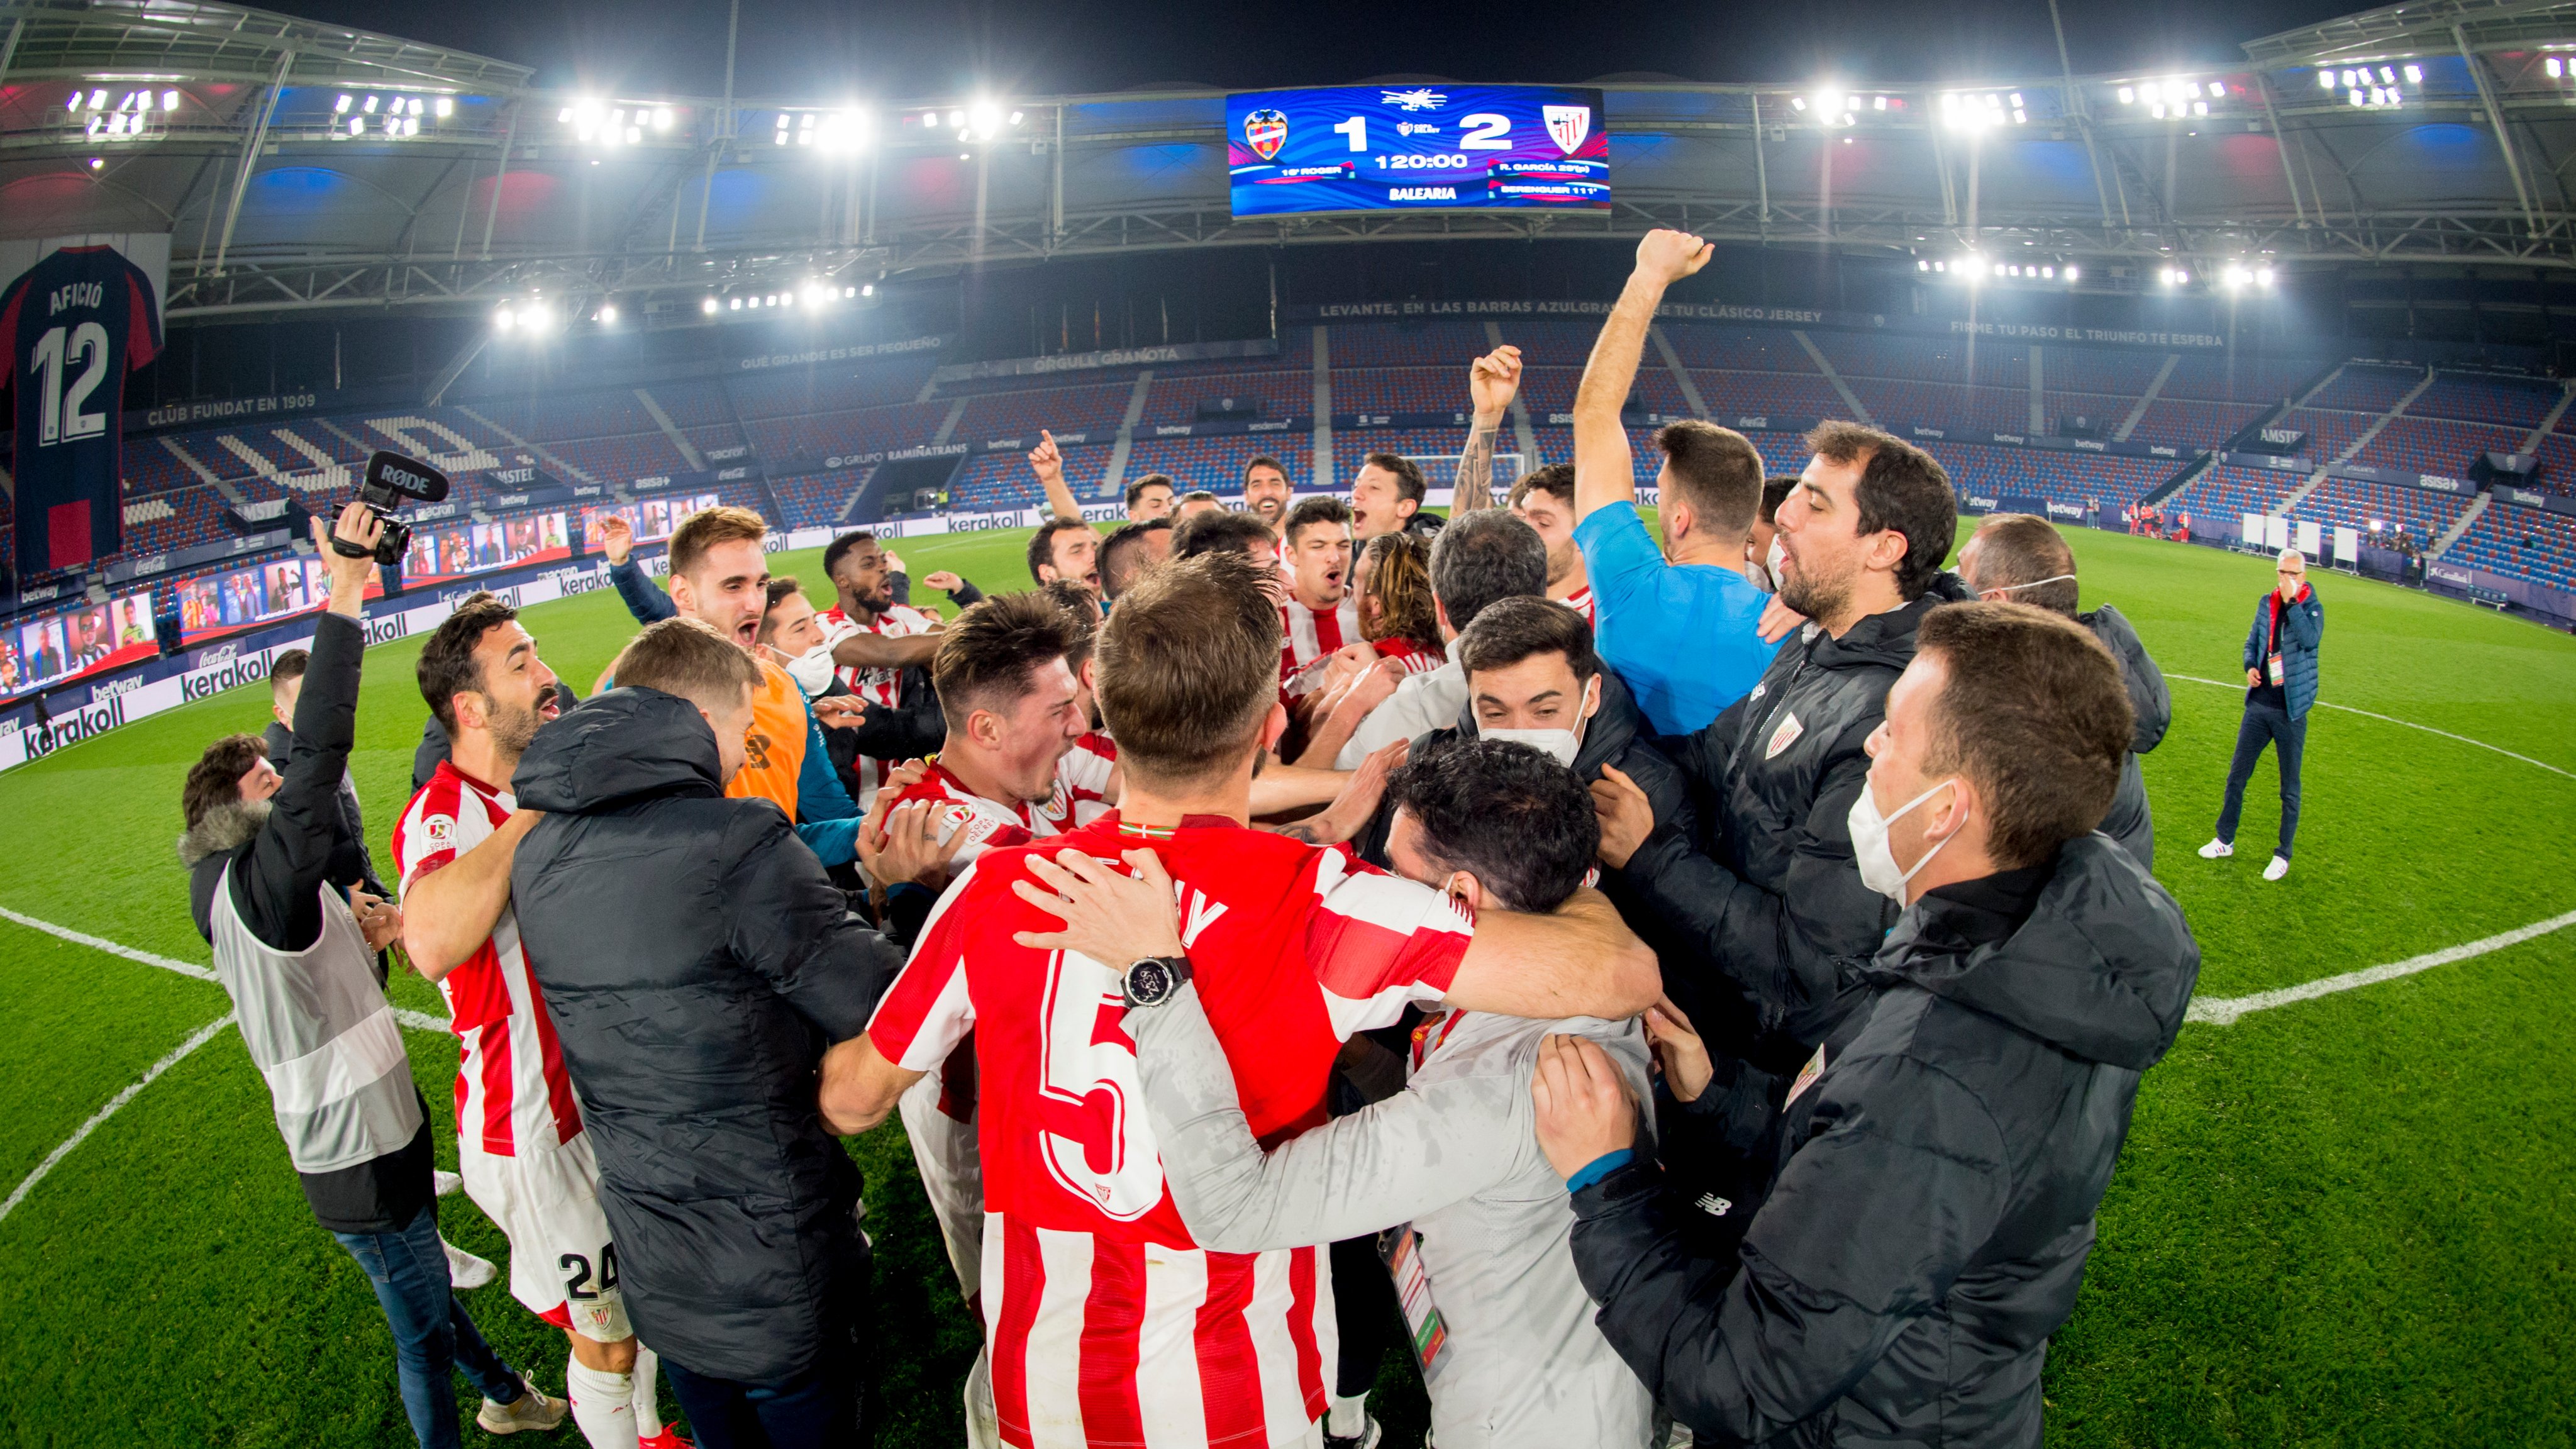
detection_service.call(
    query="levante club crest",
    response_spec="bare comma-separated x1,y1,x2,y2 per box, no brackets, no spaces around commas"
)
1245,108,1289,159
1543,104,1592,155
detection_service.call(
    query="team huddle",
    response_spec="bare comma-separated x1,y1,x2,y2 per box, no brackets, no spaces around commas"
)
178,231,2199,1449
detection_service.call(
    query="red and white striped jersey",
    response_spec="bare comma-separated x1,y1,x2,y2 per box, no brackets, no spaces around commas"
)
1371,636,1448,677
391,762,582,1158
1560,586,1596,626
817,601,943,807
867,814,1472,1449
882,741,1120,865
1279,593,1362,682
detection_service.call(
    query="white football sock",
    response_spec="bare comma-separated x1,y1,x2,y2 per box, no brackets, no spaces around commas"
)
564,1358,638,1449
1326,1391,1370,1438
630,1346,665,1440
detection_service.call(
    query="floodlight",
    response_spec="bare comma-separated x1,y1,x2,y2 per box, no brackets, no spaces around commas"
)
165,90,180,110
1010,110,1025,125
948,109,964,127
2064,265,2080,282
861,284,875,297
2553,57,2565,79
88,157,103,170
348,115,365,135
2319,70,2336,89
1790,96,1807,111
364,96,379,114
436,97,454,118
525,306,554,333
2118,86,2135,104
494,308,516,331
89,89,104,108
703,297,720,314
598,305,619,325
1918,258,1931,271
730,297,742,310
782,292,796,308
2404,64,2422,84
845,286,857,297
655,108,674,129
66,92,82,111
2257,267,2275,286
336,94,353,114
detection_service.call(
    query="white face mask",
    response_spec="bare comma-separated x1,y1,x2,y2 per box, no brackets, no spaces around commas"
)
780,644,838,699
1761,536,1789,593
1479,677,1597,768
1848,775,1960,903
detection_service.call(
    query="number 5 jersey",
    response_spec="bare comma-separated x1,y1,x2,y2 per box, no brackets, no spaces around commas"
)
0,246,162,578
864,812,1474,1449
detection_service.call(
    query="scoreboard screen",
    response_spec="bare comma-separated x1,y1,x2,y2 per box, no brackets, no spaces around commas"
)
1227,85,1608,216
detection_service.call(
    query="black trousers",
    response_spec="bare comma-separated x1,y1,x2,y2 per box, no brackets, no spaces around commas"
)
664,1238,870,1449
2216,698,2306,859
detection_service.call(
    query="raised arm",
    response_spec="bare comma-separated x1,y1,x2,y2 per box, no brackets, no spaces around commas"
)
1452,345,1523,514
1128,982,1518,1252
1574,230,1711,523
238,504,380,949
1028,430,1086,524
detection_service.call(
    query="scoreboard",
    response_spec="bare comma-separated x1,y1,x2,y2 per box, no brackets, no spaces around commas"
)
1227,85,1609,216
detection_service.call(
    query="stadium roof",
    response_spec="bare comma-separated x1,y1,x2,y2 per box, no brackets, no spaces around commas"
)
6,0,2576,321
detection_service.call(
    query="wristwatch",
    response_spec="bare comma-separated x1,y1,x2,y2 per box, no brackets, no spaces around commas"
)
1119,955,1193,1009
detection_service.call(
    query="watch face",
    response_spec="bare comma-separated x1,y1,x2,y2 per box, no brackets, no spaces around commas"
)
1127,960,1173,1005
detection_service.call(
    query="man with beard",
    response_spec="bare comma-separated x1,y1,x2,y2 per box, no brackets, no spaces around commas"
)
813,531,953,809
1592,418,1963,1082
394,597,682,1449
1507,464,1594,623
1242,454,1294,534
1570,230,1780,737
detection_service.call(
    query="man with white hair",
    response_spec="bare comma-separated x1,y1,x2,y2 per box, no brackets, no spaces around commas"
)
2199,548,2324,881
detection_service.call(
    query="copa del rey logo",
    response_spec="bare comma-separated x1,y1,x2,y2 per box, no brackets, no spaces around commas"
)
1543,104,1592,155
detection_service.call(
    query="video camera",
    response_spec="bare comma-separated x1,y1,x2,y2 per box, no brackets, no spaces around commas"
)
331,451,452,565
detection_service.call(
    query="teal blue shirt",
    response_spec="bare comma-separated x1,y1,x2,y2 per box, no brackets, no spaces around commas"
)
1573,501,1779,736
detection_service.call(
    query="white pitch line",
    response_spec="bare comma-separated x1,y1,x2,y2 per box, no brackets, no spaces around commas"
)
2189,908,2576,1025
2165,674,2573,780
0,907,452,1226
0,906,217,982
0,906,450,1033
0,1013,236,1224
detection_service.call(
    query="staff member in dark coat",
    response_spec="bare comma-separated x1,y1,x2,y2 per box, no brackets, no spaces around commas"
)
1957,512,2172,869
507,616,961,1448
1534,602,2200,1448
1591,421,1965,1076
2200,547,2323,882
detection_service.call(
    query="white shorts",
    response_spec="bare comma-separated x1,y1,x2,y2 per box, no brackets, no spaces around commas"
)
458,1132,631,1343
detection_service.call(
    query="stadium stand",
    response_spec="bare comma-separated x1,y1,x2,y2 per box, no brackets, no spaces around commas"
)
33,323,2576,609
2446,504,2576,588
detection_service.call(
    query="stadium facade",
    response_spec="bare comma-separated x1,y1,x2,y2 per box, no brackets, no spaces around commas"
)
4,0,2576,757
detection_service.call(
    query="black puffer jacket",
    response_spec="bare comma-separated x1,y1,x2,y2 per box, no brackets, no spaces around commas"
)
509,686,918,1384
1570,834,2200,1447
1618,580,1968,1074
2082,604,2171,870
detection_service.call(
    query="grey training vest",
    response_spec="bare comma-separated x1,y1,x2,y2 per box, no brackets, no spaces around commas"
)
209,863,423,1174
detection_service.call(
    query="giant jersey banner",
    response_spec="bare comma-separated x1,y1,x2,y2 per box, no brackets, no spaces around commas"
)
0,235,168,579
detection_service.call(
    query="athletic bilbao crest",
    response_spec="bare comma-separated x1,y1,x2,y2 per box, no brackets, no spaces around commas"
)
1543,104,1592,155
1245,108,1289,160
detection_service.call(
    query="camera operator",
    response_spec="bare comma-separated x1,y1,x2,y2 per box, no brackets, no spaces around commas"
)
179,501,561,1449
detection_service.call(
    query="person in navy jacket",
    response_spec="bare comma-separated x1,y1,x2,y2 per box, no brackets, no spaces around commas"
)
2200,548,2324,880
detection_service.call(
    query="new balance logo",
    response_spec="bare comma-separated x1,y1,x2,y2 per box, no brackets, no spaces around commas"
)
1693,1192,1733,1218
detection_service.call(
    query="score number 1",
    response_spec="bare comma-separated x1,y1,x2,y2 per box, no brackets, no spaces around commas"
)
1333,114,1513,152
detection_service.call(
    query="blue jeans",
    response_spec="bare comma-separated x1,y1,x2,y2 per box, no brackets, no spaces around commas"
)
2215,698,2307,858
332,1203,525,1449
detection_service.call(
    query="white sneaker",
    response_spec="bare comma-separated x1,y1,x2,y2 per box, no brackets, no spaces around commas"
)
443,1237,497,1291
433,1169,463,1197
477,1379,568,1435
2197,839,2234,860
2263,855,2290,881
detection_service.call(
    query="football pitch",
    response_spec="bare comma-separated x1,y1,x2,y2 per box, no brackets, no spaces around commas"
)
1,522,2570,1448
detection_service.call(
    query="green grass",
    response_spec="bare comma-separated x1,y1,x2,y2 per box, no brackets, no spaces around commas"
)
1,523,2571,1446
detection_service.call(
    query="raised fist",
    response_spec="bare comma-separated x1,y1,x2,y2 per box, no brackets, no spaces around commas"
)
1634,228,1713,286
1469,345,1524,418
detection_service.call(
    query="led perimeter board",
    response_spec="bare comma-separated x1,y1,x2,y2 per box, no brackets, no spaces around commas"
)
1228,85,1608,216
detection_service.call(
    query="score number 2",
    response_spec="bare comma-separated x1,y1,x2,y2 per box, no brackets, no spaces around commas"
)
1333,114,1513,152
